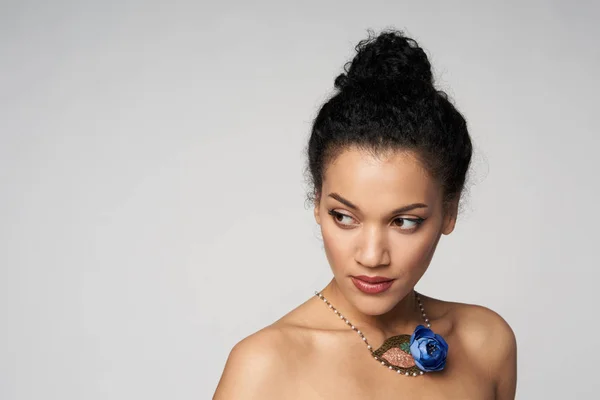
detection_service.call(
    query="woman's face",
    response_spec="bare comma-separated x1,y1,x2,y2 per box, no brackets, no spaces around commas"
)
314,147,457,316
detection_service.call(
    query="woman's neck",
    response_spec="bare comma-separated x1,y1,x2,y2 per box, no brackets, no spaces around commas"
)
320,278,422,339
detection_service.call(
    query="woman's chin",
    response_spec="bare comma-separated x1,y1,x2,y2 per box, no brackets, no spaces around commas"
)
347,291,400,316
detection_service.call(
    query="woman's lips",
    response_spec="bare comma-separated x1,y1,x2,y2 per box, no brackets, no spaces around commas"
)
351,276,395,294
353,275,394,283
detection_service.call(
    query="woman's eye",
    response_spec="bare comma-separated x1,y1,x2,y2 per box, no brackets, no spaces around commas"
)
392,217,424,231
328,210,356,226
327,210,424,231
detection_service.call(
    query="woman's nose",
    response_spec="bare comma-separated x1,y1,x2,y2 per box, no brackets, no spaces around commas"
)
355,226,391,268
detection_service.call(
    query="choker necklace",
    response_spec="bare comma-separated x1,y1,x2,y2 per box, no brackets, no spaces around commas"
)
314,290,449,377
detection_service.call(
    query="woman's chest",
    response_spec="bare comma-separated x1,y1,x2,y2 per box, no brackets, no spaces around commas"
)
293,368,494,400
289,334,495,400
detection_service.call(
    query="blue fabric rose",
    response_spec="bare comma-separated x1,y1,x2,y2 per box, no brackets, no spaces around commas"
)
409,324,448,372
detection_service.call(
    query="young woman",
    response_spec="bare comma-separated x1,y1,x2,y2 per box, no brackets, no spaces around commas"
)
213,29,517,400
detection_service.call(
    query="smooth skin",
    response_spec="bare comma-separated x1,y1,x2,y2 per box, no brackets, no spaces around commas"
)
213,147,517,399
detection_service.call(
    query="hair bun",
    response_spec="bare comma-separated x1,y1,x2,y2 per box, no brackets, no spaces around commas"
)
334,30,434,96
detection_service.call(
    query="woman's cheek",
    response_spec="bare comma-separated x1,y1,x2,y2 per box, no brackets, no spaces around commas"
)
390,232,442,279
321,225,354,275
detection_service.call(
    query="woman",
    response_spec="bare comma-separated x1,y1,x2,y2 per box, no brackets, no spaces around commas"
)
213,29,517,399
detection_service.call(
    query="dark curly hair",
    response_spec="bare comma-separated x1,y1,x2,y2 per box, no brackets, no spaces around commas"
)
304,29,473,215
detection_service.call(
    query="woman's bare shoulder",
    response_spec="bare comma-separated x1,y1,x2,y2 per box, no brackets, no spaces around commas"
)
439,296,516,350
424,293,517,396
423,293,516,350
212,297,323,399
212,326,297,399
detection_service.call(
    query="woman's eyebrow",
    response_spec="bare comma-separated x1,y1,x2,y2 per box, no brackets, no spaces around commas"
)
327,192,428,214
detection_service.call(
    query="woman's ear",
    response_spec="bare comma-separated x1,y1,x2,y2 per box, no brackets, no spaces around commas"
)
442,198,459,235
313,193,321,225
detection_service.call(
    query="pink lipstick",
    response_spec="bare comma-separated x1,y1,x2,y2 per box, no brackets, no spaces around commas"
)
351,275,395,294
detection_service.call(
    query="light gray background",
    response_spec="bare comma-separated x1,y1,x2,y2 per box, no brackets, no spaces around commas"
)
1,1,598,399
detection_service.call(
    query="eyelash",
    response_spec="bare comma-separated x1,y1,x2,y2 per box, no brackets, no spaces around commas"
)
327,209,425,232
